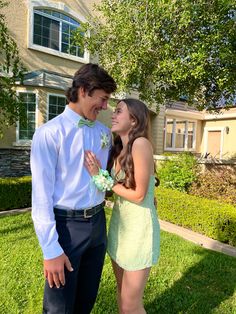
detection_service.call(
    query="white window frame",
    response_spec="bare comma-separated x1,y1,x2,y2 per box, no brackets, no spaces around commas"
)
28,0,89,63
14,90,38,146
47,93,67,121
164,118,196,152
203,127,225,159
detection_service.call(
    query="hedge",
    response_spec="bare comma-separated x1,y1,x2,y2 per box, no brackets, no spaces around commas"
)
0,176,31,211
156,187,236,247
1,176,236,247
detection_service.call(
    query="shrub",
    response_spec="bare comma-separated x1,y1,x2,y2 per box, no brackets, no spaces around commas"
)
157,153,198,192
156,187,236,246
0,176,31,211
189,168,236,205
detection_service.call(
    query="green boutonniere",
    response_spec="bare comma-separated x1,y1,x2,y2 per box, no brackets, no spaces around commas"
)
100,132,109,149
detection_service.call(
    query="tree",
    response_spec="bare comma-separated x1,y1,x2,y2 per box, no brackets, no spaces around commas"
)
74,0,236,110
0,0,26,136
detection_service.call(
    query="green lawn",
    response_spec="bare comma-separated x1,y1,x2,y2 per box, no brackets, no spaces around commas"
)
0,210,235,314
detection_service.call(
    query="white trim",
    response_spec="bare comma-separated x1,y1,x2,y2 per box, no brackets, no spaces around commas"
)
28,0,90,63
204,112,236,120
29,1,87,23
184,120,188,149
165,108,204,120
15,90,38,145
166,108,236,121
203,127,225,159
47,93,66,121
172,118,177,149
192,122,196,149
164,118,197,152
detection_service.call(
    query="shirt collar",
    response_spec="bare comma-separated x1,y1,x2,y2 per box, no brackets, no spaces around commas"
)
63,105,89,126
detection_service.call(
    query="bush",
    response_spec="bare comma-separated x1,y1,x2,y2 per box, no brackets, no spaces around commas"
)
0,176,31,211
189,168,236,205
157,153,198,192
156,187,236,246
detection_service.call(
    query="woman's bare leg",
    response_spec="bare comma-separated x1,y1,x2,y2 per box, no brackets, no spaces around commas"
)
111,259,151,314
120,267,151,314
111,259,124,313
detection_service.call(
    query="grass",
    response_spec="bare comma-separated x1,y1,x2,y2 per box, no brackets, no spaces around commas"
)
0,209,236,314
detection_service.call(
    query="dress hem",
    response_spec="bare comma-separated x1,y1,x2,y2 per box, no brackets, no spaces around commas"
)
107,251,158,271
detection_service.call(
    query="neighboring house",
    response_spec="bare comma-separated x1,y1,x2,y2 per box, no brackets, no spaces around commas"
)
164,102,236,160
0,0,235,177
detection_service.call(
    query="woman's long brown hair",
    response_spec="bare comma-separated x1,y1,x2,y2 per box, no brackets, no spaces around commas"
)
107,98,151,189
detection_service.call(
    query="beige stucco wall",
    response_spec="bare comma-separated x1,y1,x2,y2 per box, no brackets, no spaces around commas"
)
2,0,100,76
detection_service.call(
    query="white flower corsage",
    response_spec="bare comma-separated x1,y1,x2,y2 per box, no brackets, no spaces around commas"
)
92,169,114,192
100,131,109,149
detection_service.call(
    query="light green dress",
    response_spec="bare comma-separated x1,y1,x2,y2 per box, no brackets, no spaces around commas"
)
107,168,160,271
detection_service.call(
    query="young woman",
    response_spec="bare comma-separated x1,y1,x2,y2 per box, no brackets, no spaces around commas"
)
85,98,160,314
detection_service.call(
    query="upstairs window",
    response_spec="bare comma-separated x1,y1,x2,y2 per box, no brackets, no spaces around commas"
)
33,9,84,58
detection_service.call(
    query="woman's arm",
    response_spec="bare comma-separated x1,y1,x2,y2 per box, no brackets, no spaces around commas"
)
112,137,154,203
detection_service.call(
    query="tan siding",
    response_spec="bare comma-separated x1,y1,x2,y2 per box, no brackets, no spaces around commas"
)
195,120,203,154
151,105,165,154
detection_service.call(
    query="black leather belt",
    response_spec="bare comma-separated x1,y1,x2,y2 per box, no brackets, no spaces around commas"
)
54,201,105,219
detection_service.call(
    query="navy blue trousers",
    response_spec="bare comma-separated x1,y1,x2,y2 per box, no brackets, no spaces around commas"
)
43,209,107,314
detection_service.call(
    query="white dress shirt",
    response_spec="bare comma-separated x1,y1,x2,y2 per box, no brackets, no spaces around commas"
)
31,105,112,259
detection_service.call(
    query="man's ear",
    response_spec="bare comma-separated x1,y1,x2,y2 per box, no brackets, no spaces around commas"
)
78,87,86,98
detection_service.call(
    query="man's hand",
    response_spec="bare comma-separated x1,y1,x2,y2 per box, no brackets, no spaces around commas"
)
44,253,73,288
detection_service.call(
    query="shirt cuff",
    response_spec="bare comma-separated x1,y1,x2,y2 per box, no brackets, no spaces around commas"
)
42,242,64,260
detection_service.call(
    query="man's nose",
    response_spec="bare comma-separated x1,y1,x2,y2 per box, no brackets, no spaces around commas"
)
102,100,108,110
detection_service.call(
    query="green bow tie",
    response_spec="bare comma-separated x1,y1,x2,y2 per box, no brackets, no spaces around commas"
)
78,118,95,128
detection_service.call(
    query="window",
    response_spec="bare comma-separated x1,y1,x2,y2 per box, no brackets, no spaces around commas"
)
165,118,196,151
166,119,173,148
18,93,36,140
48,95,66,120
33,9,84,58
175,121,186,149
187,122,195,149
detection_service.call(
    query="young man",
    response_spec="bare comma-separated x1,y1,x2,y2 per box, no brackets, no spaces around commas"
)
31,63,117,314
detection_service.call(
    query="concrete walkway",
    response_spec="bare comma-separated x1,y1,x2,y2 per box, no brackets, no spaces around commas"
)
1,207,235,258
0,207,31,216
160,219,236,258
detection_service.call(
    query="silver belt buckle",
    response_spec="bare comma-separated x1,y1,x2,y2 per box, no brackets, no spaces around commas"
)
84,207,92,218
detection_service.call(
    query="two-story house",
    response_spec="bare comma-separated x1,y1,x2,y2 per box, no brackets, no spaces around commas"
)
1,0,235,177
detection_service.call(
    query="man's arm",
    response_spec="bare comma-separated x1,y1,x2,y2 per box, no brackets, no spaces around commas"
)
31,127,73,287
